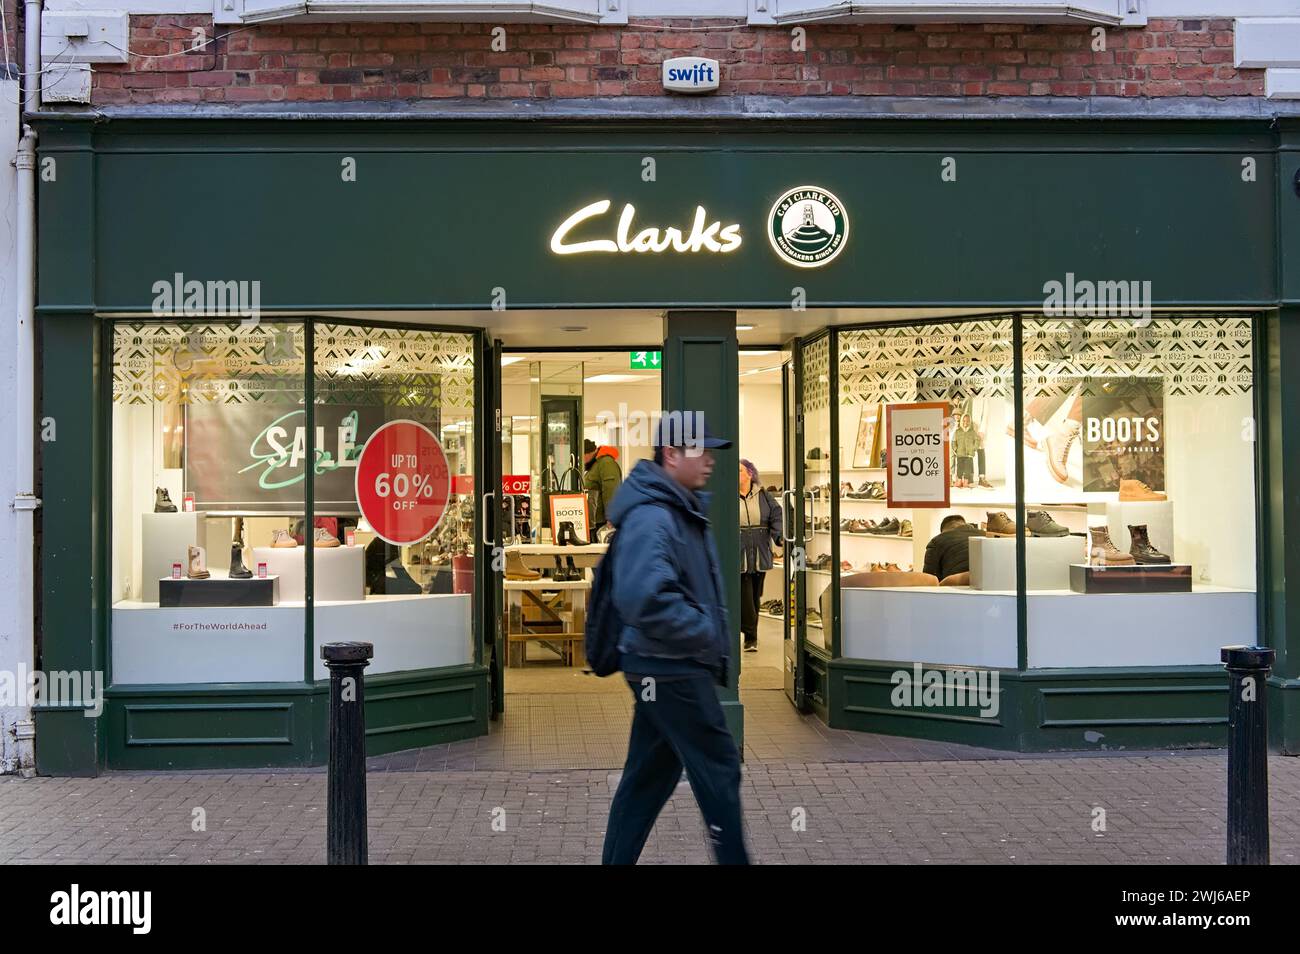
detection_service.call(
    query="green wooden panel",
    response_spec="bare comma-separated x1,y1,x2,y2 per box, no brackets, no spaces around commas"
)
361,666,489,756
31,121,1280,311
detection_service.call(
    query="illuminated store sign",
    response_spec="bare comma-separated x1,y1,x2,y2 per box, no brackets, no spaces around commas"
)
550,200,743,256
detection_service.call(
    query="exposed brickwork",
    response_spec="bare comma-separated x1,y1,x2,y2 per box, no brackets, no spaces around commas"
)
91,16,1263,105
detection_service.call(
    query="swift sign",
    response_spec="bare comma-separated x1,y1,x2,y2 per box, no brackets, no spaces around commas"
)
663,56,720,93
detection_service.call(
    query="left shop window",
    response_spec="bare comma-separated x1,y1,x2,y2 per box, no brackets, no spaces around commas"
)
111,322,307,684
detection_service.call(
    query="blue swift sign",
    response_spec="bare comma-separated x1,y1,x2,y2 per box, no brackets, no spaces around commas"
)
662,56,720,93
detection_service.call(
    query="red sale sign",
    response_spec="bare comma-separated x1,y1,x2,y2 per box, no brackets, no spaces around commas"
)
354,420,452,546
502,475,531,495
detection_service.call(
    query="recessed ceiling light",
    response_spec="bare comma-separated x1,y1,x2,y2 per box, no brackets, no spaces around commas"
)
584,374,645,384
736,324,755,331
500,356,525,367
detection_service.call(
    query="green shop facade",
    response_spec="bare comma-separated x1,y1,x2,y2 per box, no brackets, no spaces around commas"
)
30,104,1300,775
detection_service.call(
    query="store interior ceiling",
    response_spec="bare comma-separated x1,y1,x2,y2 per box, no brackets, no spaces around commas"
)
501,348,785,383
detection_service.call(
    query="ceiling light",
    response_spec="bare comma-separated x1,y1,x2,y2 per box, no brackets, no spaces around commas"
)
743,350,777,357
500,356,525,367
584,374,644,384
736,324,755,331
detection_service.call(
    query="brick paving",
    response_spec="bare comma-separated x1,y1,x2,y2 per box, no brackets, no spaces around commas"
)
3,688,1299,864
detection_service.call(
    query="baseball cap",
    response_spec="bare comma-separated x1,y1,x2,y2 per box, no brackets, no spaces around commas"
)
654,411,733,452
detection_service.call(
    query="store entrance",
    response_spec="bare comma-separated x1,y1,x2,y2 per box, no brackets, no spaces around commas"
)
486,346,791,713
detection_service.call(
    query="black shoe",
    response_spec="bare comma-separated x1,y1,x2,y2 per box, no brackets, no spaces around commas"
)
229,544,253,579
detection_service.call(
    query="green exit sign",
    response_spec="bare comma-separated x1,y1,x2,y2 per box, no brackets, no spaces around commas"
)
630,351,662,369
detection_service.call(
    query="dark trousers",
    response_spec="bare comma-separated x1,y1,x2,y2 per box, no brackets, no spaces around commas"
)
602,674,750,865
740,571,765,644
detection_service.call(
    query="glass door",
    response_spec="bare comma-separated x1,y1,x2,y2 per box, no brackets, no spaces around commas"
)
485,338,506,718
782,340,807,709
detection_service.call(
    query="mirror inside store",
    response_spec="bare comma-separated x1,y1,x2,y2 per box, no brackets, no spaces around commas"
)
498,349,788,693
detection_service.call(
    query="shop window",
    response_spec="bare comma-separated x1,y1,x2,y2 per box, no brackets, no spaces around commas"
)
832,318,1018,668
110,321,307,684
1020,315,1257,668
312,323,476,679
802,334,833,651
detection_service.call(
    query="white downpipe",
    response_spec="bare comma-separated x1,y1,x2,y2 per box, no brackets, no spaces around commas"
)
12,123,37,778
24,0,41,112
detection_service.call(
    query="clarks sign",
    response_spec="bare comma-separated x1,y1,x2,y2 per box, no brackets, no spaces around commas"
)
548,187,849,267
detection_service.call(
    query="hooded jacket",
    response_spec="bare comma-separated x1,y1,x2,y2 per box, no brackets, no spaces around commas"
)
605,459,730,685
583,445,622,526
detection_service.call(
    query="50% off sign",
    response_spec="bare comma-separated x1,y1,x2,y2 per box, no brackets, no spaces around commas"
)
354,420,453,545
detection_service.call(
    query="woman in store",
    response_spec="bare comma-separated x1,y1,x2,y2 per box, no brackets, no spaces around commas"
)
739,458,783,653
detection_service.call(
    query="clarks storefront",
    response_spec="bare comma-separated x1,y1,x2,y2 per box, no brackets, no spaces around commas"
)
31,108,1300,774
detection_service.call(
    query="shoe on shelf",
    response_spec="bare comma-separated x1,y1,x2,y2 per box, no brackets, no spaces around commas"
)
1045,419,1080,485
866,482,886,500
839,482,855,497
154,487,178,513
186,545,210,580
1026,511,1069,537
883,562,903,572
229,543,253,579
505,548,541,581
898,519,913,538
807,447,824,460
870,517,900,535
985,511,1018,537
1128,524,1171,564
313,527,341,548
271,528,298,548
1118,479,1167,502
1087,525,1136,566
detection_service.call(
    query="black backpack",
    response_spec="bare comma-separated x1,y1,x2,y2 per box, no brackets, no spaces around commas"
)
584,526,624,677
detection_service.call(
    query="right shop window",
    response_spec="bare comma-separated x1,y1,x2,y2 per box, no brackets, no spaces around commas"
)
1020,315,1257,668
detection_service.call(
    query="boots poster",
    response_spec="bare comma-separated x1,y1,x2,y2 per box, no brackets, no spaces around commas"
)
1081,377,1165,493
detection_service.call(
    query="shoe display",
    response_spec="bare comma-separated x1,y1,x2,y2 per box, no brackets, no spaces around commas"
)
985,511,1018,537
839,481,855,497
898,519,912,538
271,528,298,548
187,545,210,580
806,447,824,460
1119,479,1167,502
313,527,340,548
228,544,253,579
154,487,178,513
1025,511,1069,537
1128,524,1171,564
1087,525,1136,566
866,481,885,500
869,517,900,536
505,548,541,581
1045,419,1080,485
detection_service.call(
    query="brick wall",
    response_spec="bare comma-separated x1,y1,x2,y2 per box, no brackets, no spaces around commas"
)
91,16,1264,105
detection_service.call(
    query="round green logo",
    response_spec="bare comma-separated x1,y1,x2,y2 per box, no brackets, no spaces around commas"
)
767,186,849,269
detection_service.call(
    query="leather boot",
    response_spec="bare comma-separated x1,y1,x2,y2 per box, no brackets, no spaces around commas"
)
155,487,178,513
505,548,540,581
985,511,1017,537
1128,524,1171,564
229,543,253,579
1087,526,1135,566
1118,479,1167,502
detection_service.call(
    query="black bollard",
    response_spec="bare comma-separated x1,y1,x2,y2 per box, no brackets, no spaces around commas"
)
322,641,373,865
1220,645,1274,866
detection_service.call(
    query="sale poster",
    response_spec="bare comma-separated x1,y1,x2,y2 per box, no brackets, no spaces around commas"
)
885,402,951,508
548,493,590,545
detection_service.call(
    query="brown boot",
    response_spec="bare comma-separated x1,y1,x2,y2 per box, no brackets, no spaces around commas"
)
1087,526,1135,566
1118,479,1167,502
985,511,1017,537
505,548,541,581
1128,524,1171,564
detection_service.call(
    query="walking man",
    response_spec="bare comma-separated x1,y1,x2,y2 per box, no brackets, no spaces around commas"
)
600,413,749,865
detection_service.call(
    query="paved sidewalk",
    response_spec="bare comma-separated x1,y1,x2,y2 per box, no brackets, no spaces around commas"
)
2,752,1299,864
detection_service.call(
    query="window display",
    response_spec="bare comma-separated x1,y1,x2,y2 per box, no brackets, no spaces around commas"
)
110,321,477,686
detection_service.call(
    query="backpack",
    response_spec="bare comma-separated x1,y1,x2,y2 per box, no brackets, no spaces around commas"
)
584,502,668,677
584,526,625,677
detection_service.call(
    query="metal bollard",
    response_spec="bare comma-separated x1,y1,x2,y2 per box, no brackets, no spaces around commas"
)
322,641,374,865
1220,645,1274,866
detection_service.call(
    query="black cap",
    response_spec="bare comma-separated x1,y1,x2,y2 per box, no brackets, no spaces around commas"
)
654,411,733,452
583,439,598,455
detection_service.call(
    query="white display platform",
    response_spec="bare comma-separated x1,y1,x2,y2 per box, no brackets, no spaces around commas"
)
141,511,207,603
312,593,472,679
1105,499,1174,562
840,586,1018,669
251,545,364,602
113,592,474,684
1026,584,1253,668
510,543,608,570
969,535,1083,591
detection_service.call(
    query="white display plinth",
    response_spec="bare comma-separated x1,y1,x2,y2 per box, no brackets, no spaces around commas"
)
1106,500,1174,562
840,586,1018,669
312,593,473,679
251,545,364,602
141,511,207,603
970,535,1083,591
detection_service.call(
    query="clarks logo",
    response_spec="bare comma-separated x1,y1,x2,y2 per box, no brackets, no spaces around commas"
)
550,200,742,256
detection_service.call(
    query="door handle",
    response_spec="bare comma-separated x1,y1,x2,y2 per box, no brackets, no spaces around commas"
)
803,489,815,547
481,490,496,545
781,489,796,544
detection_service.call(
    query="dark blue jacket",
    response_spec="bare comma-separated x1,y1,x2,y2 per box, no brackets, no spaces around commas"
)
606,460,730,685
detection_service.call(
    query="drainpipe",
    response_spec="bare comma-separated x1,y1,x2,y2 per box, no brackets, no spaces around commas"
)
10,0,42,778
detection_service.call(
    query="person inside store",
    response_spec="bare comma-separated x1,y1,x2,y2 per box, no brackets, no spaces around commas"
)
583,438,623,530
739,458,783,653
923,514,984,582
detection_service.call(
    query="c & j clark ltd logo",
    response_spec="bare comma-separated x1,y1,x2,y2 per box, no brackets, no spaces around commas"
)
767,185,849,269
